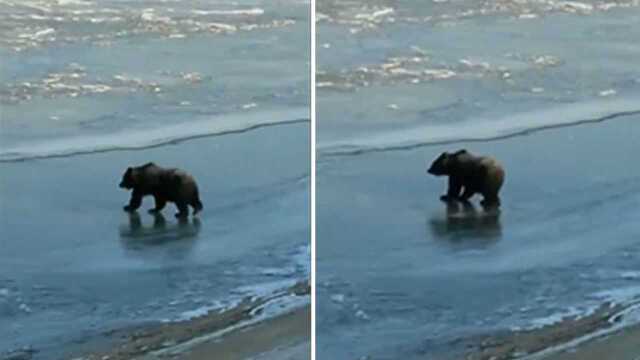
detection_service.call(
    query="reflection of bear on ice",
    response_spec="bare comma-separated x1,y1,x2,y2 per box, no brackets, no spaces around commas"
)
427,149,505,209
119,212,201,260
119,162,203,218
427,200,502,246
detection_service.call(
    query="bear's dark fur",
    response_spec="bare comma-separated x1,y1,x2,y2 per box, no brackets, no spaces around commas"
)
427,149,505,207
119,162,203,218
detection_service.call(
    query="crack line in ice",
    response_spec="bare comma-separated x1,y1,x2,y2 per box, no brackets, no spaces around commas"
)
319,99,640,158
0,109,309,162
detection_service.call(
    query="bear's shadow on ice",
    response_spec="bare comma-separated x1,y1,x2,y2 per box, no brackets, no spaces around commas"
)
427,200,502,248
119,212,201,255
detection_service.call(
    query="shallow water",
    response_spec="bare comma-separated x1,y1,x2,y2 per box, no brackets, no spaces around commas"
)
317,1,640,359
0,0,309,357
317,0,640,150
1,0,309,156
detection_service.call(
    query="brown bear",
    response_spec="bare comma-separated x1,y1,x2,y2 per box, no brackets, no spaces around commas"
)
427,149,505,207
119,162,203,218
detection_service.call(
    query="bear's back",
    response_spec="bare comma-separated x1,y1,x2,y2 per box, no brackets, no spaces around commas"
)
450,152,483,176
136,163,165,187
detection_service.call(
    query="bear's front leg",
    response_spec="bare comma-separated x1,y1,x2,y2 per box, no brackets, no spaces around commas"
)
148,195,167,214
441,176,462,202
124,190,143,212
460,186,476,201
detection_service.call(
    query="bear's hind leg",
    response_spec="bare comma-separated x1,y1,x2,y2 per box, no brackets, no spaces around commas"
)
175,202,189,219
190,200,203,215
480,193,500,209
191,188,203,215
149,195,167,214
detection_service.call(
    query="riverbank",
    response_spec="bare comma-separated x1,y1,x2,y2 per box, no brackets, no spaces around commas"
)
60,282,310,360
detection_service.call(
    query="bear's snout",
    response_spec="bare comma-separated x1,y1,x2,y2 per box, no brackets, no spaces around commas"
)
427,166,444,176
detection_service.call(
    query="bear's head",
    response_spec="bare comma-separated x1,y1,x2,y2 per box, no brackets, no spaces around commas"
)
119,167,136,189
428,150,468,176
427,152,452,176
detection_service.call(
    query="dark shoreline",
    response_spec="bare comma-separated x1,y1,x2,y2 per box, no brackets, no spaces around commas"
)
459,300,640,359
47,281,311,360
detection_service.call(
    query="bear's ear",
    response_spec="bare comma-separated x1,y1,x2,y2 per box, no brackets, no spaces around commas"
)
440,152,450,165
454,149,468,155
